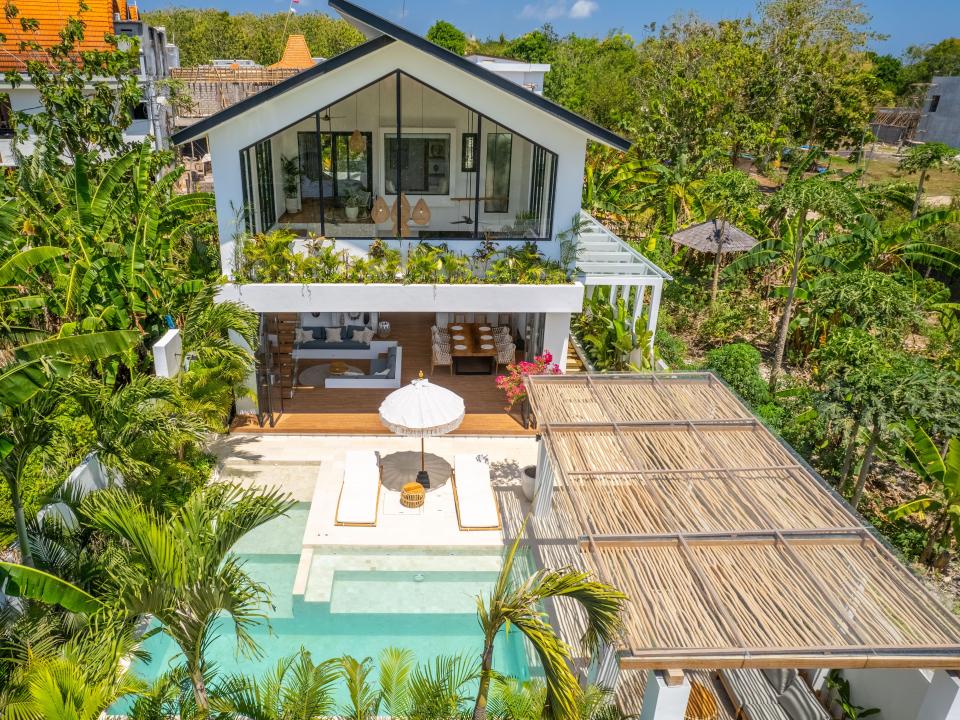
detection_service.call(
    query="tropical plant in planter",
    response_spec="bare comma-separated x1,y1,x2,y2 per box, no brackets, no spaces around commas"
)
281,156,300,214
343,187,370,221
573,290,657,371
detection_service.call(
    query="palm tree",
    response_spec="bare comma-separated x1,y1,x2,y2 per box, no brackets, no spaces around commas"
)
897,142,960,218
337,656,380,720
488,678,625,720
889,420,960,569
1,614,145,720
472,524,626,720
211,648,339,720
64,374,205,481
84,483,295,712
176,285,259,430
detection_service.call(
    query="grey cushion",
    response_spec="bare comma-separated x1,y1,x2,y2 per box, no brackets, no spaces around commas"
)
371,358,388,373
776,681,829,720
297,340,369,350
763,669,798,695
307,326,325,340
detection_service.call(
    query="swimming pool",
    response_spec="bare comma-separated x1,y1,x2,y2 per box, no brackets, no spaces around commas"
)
127,503,531,703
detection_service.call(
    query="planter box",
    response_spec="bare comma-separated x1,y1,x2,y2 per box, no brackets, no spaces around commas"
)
217,282,585,314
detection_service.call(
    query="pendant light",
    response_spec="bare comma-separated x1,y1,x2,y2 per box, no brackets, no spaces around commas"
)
371,81,389,223
411,80,431,226
349,93,364,152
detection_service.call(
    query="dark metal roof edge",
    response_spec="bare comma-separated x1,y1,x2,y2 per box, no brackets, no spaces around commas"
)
170,35,395,145
328,0,632,151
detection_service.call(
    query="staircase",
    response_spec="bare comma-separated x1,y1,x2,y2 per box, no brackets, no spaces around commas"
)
565,341,585,374
272,313,299,398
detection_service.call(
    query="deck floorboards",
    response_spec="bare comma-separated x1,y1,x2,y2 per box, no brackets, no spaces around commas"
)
232,311,533,436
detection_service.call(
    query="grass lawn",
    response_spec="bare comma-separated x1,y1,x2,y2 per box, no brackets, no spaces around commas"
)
828,153,960,198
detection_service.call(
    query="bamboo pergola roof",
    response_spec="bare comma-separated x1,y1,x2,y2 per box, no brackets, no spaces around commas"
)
525,373,960,670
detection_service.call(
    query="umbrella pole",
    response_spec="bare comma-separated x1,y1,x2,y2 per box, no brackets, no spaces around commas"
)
421,436,425,471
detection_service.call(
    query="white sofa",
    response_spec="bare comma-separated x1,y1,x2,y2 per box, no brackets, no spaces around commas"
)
325,346,402,389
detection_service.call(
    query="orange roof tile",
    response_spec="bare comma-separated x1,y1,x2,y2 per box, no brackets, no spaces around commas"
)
269,34,314,71
0,0,130,72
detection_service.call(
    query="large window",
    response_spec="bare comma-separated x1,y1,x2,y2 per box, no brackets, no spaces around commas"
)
254,140,276,231
384,134,450,195
485,133,512,213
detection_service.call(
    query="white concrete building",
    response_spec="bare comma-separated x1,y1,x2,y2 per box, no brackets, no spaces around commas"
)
171,0,667,425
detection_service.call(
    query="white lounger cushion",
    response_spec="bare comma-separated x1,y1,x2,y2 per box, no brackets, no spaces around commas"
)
453,454,501,530
336,450,380,526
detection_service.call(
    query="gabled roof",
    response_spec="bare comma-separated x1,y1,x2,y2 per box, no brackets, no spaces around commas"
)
329,0,629,151
171,0,631,151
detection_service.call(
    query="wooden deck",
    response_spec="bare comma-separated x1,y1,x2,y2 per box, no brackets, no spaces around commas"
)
232,312,533,436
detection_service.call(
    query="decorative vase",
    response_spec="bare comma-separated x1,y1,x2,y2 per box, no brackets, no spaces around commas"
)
521,465,536,502
345,206,359,221
377,320,391,338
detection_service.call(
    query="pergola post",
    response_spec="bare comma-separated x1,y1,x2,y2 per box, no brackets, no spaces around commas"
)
631,283,646,330
639,670,690,720
533,438,554,516
646,280,663,356
916,671,960,720
609,284,618,307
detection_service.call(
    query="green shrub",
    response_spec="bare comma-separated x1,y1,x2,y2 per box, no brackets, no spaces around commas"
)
655,329,687,369
705,343,770,407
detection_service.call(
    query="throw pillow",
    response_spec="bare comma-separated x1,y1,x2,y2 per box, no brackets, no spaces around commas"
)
363,328,376,343
311,327,325,340
324,327,342,343
375,368,391,376
294,328,312,344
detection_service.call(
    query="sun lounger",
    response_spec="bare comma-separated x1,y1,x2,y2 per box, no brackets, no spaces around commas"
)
719,669,829,720
335,450,381,526
452,453,501,531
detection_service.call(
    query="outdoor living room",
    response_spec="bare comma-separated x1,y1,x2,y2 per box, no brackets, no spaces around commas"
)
235,311,535,434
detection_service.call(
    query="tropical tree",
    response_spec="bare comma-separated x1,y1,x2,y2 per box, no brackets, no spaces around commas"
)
823,211,960,274
377,648,480,720
733,162,863,391
889,420,960,569
0,331,139,565
633,153,715,248
83,483,295,712
425,20,467,55
64,374,206,482
472,523,626,720
897,142,960,217
698,169,763,304
212,648,339,720
337,656,380,720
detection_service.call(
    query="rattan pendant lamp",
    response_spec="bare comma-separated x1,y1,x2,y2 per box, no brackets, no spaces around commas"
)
411,81,431,226
371,82,390,224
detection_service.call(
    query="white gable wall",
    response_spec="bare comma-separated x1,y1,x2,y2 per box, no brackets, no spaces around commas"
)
207,41,588,276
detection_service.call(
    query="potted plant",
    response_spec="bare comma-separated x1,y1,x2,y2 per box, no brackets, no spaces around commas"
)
495,351,562,429
281,156,300,214
343,187,369,221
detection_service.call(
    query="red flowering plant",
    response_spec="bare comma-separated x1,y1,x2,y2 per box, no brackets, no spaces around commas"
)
495,351,562,409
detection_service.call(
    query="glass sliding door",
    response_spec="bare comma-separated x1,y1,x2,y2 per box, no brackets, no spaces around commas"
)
484,132,512,213
254,139,276,231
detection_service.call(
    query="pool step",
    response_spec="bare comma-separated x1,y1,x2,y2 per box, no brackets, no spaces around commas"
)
330,571,500,614
300,550,504,607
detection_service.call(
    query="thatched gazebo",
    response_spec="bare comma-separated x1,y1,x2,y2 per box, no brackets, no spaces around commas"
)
671,220,758,304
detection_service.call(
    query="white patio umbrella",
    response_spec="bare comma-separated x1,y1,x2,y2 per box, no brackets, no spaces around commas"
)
378,371,465,487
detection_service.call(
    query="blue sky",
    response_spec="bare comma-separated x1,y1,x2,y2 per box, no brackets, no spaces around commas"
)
141,0,958,55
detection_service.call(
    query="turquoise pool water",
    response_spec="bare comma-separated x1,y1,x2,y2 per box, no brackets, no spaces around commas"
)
124,503,530,705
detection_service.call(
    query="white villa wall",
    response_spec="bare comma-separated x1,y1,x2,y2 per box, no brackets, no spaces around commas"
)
842,669,960,720
207,41,588,276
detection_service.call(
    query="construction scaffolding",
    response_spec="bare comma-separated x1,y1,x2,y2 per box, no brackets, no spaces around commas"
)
171,66,302,127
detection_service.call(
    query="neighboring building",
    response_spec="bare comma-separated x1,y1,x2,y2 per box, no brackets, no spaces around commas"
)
170,0,667,426
464,54,550,95
917,76,960,148
0,0,178,164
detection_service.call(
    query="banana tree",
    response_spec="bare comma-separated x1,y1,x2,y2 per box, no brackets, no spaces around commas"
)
889,420,960,569
0,560,101,614
472,518,626,720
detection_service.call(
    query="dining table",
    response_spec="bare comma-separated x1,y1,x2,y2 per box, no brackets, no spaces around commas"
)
446,322,498,375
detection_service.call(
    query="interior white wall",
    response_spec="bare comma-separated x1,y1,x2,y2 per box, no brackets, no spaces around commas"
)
206,41,589,276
